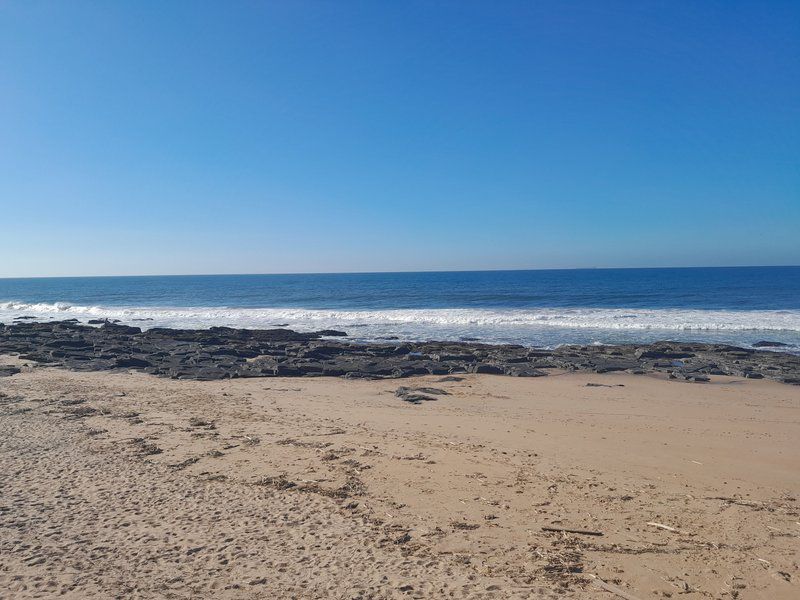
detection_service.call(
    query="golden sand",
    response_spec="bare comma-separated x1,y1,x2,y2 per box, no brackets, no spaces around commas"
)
1,358,798,599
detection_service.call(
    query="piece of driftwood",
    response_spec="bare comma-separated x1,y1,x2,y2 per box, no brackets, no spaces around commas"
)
541,526,603,536
647,521,679,532
588,574,645,600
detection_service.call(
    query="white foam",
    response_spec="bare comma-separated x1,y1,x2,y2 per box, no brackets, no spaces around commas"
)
3,300,800,335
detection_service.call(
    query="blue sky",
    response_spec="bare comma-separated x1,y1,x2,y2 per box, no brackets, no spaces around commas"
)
1,1,798,277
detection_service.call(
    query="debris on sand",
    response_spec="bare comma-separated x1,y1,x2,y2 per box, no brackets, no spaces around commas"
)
395,386,449,404
131,438,163,456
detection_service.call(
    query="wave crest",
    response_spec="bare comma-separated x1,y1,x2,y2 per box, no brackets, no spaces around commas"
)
2,301,800,333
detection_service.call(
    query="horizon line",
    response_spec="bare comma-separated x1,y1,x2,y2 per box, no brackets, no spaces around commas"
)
1,264,798,281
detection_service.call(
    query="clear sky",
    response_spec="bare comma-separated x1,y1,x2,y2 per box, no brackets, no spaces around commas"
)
1,1,798,277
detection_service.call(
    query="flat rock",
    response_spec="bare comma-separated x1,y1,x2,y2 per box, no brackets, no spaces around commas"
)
395,386,449,397
395,387,438,404
0,365,21,377
752,340,790,348
0,321,797,385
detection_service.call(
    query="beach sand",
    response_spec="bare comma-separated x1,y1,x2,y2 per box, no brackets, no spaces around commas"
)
1,358,798,599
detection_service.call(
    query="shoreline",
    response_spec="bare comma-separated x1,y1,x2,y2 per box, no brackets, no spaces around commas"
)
3,309,800,350
1,320,799,384
1,361,798,598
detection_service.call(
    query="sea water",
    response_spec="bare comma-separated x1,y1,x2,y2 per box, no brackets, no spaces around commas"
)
1,267,799,351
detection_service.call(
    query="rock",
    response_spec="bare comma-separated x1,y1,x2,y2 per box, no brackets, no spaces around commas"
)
504,366,547,377
725,350,755,357
471,364,504,375
274,364,304,376
432,353,475,362
502,356,529,364
102,323,142,335
317,329,348,337
0,365,21,377
635,348,695,360
687,374,710,382
395,389,437,404
752,340,790,348
392,365,431,377
115,356,152,368
300,345,349,359
395,386,448,397
593,362,635,373
45,339,93,349
0,320,797,385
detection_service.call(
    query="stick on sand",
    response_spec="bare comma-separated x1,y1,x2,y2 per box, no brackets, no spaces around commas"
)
541,526,603,536
647,521,679,532
588,574,645,600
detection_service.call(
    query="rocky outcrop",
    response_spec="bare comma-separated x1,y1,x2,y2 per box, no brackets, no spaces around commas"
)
0,321,798,384
0,365,21,377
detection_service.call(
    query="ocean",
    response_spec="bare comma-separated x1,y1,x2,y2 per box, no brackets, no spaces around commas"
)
1,267,799,351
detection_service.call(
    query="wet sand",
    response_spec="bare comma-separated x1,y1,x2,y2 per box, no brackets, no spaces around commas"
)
1,357,798,599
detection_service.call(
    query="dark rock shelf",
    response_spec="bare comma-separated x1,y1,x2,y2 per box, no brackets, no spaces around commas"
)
1,320,799,384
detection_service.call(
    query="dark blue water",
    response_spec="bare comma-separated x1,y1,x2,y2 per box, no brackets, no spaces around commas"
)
1,267,799,349
1,267,798,310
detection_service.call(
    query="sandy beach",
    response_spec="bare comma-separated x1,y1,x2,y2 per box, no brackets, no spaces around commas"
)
4,1,799,597
1,357,797,599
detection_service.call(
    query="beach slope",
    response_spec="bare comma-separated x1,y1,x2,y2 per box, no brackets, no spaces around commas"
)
1,360,798,599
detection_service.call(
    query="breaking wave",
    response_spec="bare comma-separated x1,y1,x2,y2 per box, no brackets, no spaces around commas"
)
2,300,800,335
